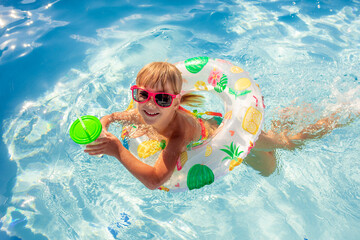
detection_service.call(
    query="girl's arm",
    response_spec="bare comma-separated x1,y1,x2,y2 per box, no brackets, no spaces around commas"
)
84,131,183,190
100,109,142,130
117,134,183,189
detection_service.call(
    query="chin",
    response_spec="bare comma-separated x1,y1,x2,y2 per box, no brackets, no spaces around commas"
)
141,110,161,125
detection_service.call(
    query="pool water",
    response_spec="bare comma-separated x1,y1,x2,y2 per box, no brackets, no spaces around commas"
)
1,0,360,239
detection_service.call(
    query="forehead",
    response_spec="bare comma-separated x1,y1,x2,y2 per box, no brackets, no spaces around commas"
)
141,81,174,93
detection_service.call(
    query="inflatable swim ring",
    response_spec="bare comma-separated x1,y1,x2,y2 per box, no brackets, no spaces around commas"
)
121,57,265,192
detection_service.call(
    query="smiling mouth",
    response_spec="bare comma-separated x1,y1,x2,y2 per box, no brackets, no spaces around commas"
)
144,110,159,117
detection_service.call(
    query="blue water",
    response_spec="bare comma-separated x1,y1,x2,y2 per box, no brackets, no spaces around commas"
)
1,0,360,239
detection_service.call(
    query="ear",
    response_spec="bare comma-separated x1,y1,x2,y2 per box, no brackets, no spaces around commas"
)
173,98,181,109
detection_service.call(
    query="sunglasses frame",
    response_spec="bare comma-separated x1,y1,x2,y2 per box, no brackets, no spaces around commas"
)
130,85,180,108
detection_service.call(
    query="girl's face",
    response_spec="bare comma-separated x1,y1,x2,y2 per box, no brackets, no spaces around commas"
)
136,81,180,127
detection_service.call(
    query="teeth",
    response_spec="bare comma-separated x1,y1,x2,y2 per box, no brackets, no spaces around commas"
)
145,110,158,116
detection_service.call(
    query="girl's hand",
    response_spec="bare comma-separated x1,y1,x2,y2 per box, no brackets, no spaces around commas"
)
84,131,122,158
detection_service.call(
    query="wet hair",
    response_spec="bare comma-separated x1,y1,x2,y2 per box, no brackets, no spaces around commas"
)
136,62,204,107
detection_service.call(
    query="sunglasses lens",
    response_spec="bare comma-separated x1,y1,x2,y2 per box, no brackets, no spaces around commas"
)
133,89,149,102
131,86,175,107
155,94,172,107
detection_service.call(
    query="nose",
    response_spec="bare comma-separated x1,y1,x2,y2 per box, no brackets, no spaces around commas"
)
144,95,158,108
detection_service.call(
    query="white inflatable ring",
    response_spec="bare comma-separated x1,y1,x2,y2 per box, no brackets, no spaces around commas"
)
122,57,265,192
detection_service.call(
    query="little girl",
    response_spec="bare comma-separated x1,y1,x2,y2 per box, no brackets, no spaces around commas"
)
84,62,349,188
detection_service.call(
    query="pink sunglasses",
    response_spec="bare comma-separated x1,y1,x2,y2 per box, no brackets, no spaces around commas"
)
130,85,180,108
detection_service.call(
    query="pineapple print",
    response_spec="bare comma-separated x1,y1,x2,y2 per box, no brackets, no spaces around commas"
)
220,142,244,171
137,140,162,159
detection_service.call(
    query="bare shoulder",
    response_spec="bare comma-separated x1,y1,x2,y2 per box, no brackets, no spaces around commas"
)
172,111,198,149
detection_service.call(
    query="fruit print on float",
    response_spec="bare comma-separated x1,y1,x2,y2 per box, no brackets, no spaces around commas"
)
230,66,244,73
220,142,244,171
194,81,208,91
224,111,233,120
242,107,262,135
187,164,215,190
234,78,251,91
137,140,162,159
185,56,209,74
205,145,212,157
176,151,189,171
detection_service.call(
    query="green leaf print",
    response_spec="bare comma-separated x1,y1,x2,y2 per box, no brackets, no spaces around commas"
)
228,88,251,99
214,74,228,93
185,56,209,74
220,142,244,162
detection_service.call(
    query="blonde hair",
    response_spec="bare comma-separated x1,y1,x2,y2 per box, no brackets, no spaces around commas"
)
136,62,204,107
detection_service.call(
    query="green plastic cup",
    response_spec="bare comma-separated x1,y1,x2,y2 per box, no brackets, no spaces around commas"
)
69,115,103,145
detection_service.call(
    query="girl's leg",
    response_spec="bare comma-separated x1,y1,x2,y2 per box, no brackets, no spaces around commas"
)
258,109,358,151
243,150,277,177
289,113,353,141
246,104,359,176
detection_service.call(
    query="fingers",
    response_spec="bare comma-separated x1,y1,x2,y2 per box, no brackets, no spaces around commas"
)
83,133,121,157
84,146,104,155
93,137,109,144
86,150,104,155
84,148,102,155
84,142,107,155
85,142,107,150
